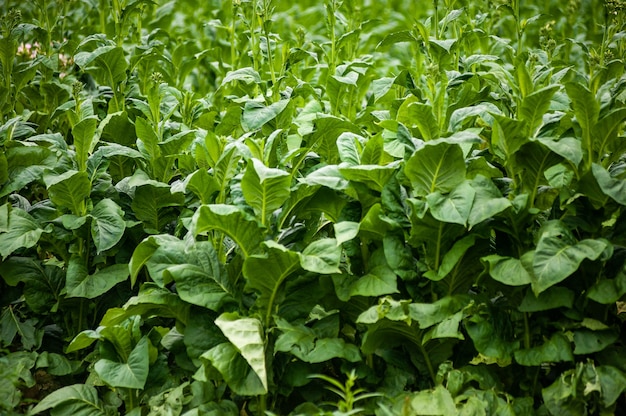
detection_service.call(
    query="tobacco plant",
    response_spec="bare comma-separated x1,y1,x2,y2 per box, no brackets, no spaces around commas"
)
0,0,625,415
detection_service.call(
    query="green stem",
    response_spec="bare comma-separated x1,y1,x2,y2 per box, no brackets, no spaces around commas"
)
417,342,436,384
523,312,531,349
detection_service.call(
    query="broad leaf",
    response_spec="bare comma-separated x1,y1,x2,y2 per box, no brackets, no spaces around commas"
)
131,183,184,233
67,264,129,299
275,318,361,363
0,146,56,198
0,205,44,259
73,116,98,172
242,99,290,131
241,158,291,223
404,142,466,196
201,342,266,396
519,85,559,136
299,238,341,274
514,333,573,366
30,384,106,415
90,198,125,254
244,241,300,325
44,170,90,215
426,181,475,226
408,385,456,415
214,312,267,392
483,252,533,286
192,204,264,257
94,336,150,389
592,163,626,205
532,222,608,294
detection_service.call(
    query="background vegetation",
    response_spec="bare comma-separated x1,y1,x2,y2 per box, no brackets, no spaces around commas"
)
1,0,625,414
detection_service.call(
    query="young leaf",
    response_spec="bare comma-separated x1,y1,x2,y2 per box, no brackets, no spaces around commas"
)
347,265,399,298
404,142,466,196
214,312,267,393
397,99,440,141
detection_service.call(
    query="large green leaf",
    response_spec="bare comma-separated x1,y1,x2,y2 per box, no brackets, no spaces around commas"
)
339,163,400,192
519,286,575,312
73,116,98,172
129,234,183,287
595,107,626,158
565,82,599,167
514,142,562,205
514,333,573,366
201,342,266,396
90,198,125,254
183,168,220,204
244,241,300,325
490,114,528,160
165,242,234,312
591,163,626,205
467,175,511,227
131,183,184,233
409,295,470,329
74,45,128,86
275,318,361,363
94,336,150,389
408,385,456,415
0,146,56,198
44,170,90,215
597,366,626,407
426,181,475,226
241,158,291,223
299,238,341,274
0,258,64,313
519,85,559,136
536,136,583,167
532,222,608,294
397,98,440,141
482,252,533,286
242,99,290,131
67,264,129,299
404,142,466,196
192,204,264,257
30,384,106,416
423,235,477,282
572,329,618,355
214,312,267,393
0,205,45,259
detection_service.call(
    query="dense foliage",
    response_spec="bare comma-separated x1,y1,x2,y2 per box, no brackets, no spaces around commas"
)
1,0,626,414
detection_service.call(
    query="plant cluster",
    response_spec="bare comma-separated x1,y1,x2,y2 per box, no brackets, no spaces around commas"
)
1,0,625,415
